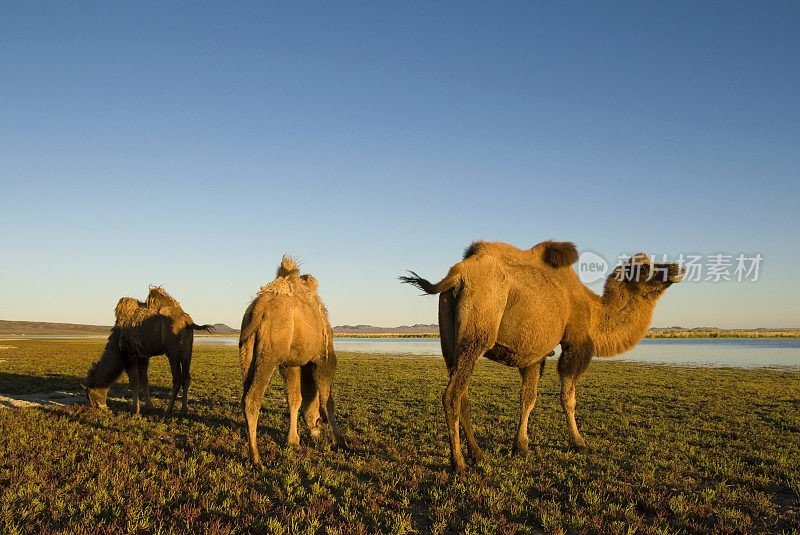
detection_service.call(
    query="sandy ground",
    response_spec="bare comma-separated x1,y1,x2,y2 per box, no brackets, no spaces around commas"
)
0,391,87,408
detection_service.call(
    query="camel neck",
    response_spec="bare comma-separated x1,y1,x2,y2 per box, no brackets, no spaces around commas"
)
88,331,126,387
590,285,655,357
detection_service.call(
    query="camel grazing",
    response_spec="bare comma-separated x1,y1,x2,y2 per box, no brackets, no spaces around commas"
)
401,240,684,473
83,286,212,416
239,256,346,468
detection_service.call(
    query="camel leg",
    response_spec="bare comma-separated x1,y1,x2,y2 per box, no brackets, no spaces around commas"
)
558,346,592,451
314,364,346,449
514,359,545,455
179,336,193,418
443,342,486,474
300,363,322,439
242,356,278,468
280,366,302,449
137,358,153,413
440,291,487,467
459,388,483,463
164,353,182,419
126,364,140,415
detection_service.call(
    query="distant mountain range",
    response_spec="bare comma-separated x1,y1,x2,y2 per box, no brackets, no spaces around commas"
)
1,320,796,337
0,320,439,336
0,320,238,337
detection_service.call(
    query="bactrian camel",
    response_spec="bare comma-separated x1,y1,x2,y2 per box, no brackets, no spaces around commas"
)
83,286,212,417
239,256,346,468
401,240,684,473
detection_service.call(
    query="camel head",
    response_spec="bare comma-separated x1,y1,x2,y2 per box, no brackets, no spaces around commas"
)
82,384,110,409
82,358,115,410
607,253,685,301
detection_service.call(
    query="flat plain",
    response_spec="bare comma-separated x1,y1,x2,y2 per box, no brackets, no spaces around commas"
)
0,338,798,534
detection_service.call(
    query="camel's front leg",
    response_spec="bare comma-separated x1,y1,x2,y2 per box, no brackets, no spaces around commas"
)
514,359,545,455
560,377,586,450
280,366,302,449
557,346,592,451
137,358,153,413
126,365,140,415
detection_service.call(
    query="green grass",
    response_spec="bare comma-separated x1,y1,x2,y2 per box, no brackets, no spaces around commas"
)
1,339,798,534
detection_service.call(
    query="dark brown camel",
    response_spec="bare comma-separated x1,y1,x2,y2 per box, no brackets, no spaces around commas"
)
83,286,212,417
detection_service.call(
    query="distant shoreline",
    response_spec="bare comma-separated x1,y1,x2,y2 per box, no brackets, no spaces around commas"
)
2,318,798,340
331,331,800,339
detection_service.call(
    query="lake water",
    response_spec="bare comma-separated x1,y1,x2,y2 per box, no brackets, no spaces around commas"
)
195,337,800,369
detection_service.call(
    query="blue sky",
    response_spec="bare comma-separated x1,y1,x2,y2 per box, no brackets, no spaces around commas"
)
1,2,799,329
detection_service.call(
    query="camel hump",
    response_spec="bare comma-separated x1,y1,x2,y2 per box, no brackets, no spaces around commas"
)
114,297,142,323
540,241,578,268
146,285,181,310
463,240,486,259
276,255,300,278
300,274,318,292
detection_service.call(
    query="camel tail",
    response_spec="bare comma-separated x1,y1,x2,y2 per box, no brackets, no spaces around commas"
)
542,241,579,268
191,323,214,332
239,330,256,386
399,270,461,295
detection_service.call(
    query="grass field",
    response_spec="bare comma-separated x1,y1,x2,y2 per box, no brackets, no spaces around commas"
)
0,339,798,534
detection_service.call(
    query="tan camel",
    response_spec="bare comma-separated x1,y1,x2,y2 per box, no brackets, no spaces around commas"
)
239,256,346,468
83,287,212,416
401,240,684,473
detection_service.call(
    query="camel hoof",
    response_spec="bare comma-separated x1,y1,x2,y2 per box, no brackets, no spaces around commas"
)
467,451,485,465
309,427,322,440
512,445,529,457
570,444,590,453
332,441,349,452
450,457,468,475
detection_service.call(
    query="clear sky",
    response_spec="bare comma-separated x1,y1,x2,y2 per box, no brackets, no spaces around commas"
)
1,2,799,329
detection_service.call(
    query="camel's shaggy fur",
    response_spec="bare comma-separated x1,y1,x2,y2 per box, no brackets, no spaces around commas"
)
401,240,684,473
239,256,346,468
83,286,212,417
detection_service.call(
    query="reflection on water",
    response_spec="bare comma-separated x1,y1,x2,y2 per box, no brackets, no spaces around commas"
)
193,336,800,369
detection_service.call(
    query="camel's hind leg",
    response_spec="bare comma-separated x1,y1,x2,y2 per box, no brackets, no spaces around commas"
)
164,352,182,419
440,291,482,463
313,360,346,449
179,335,193,418
459,388,483,463
242,354,278,468
557,342,593,451
514,359,545,455
300,363,322,439
280,366,303,448
443,340,489,474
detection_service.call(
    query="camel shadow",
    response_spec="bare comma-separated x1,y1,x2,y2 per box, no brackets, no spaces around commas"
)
0,371,83,395
0,372,88,408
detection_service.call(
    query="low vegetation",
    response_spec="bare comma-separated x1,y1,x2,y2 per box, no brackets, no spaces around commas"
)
0,339,798,534
644,330,800,339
